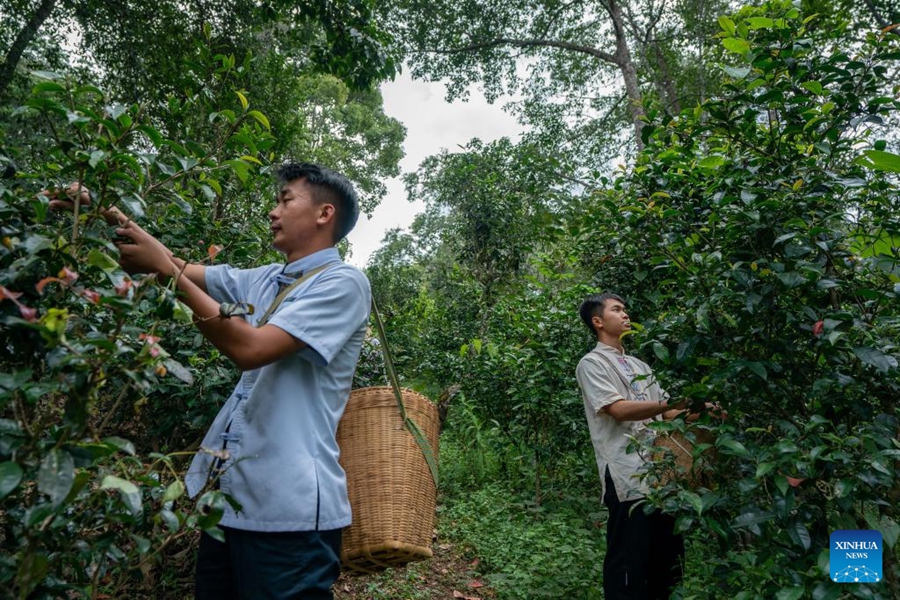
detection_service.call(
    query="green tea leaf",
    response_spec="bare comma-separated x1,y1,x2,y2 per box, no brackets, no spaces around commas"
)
718,16,736,36
87,249,119,273
723,38,751,54
101,475,142,515
853,346,893,373
723,65,751,79
162,480,185,503
747,17,774,30
856,150,900,173
0,462,23,499
776,587,804,600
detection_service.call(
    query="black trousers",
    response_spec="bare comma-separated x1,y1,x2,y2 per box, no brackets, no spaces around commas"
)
603,468,685,600
195,526,342,600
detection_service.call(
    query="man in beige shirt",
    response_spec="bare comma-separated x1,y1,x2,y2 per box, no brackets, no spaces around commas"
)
576,292,685,599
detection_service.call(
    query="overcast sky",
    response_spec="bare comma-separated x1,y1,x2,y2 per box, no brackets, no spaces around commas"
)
344,71,523,267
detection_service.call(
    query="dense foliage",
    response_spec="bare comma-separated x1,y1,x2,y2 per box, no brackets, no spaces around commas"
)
2,0,899,598
0,24,402,598
610,5,900,596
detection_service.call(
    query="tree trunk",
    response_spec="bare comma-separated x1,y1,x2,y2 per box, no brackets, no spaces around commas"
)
863,0,900,36
652,38,681,114
607,0,646,150
0,0,59,99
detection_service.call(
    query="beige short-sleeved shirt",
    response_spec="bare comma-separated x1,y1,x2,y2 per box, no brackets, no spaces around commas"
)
576,342,668,502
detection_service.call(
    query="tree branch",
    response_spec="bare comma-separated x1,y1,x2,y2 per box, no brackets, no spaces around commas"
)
863,0,899,36
427,38,620,66
0,0,59,99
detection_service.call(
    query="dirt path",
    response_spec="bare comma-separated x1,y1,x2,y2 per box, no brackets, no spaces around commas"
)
334,542,494,600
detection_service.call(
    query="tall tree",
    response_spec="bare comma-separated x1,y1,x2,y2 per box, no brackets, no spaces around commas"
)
0,0,398,100
385,0,731,160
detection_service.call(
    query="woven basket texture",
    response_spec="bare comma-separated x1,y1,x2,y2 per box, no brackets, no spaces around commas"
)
651,430,716,488
337,386,440,573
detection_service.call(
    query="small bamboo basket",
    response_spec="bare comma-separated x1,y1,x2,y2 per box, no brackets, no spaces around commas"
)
652,429,716,488
337,386,440,573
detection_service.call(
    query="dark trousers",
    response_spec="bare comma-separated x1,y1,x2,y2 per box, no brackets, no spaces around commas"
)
195,527,342,600
603,468,684,600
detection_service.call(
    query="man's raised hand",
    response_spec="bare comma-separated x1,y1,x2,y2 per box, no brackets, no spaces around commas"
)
45,182,177,276
44,182,128,226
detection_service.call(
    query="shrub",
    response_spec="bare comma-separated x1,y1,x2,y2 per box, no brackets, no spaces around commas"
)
0,53,272,597
598,3,900,596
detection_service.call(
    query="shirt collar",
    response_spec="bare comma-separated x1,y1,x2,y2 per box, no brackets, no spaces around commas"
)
594,341,627,357
282,247,341,276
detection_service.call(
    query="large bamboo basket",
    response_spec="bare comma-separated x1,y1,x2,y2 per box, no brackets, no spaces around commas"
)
337,386,440,573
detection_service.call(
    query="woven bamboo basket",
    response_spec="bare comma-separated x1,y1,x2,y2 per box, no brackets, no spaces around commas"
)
337,386,440,573
651,429,716,488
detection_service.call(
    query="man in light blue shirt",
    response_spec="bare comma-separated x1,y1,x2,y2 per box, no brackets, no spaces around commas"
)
106,163,371,598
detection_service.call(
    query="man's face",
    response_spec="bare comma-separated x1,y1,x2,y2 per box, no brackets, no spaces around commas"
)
268,179,332,255
595,300,631,338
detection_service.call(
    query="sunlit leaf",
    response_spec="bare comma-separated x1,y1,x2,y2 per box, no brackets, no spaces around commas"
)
235,90,249,110
247,110,270,130
747,17,774,30
855,150,900,172
722,38,751,54
38,449,74,506
718,16,736,36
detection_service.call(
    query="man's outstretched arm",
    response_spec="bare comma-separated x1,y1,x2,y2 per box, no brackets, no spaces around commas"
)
602,399,725,422
602,399,685,422
115,216,304,371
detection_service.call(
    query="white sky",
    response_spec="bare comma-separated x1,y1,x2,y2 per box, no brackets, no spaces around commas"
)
345,71,523,267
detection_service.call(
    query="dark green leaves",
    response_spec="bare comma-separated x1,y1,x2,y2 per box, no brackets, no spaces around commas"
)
853,346,895,373
0,462,23,499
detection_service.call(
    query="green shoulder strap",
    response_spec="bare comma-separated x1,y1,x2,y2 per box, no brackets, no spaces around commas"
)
256,263,335,327
370,297,440,489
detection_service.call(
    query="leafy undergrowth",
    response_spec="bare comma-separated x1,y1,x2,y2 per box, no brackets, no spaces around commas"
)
437,482,607,600
335,542,494,600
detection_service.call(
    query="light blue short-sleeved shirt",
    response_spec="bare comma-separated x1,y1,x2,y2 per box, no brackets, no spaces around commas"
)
185,247,371,532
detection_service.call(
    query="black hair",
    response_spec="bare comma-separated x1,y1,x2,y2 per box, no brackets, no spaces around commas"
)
579,292,625,335
276,162,360,243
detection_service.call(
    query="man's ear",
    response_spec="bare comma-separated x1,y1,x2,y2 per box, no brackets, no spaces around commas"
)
591,315,603,330
317,203,336,225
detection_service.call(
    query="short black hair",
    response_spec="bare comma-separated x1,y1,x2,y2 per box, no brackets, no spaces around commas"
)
579,292,625,334
276,162,360,243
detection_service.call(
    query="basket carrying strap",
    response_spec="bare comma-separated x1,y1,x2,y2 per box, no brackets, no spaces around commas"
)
256,263,336,327
371,298,440,488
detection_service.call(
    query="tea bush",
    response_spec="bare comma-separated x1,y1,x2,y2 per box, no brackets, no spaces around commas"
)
597,3,900,596
0,50,273,598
